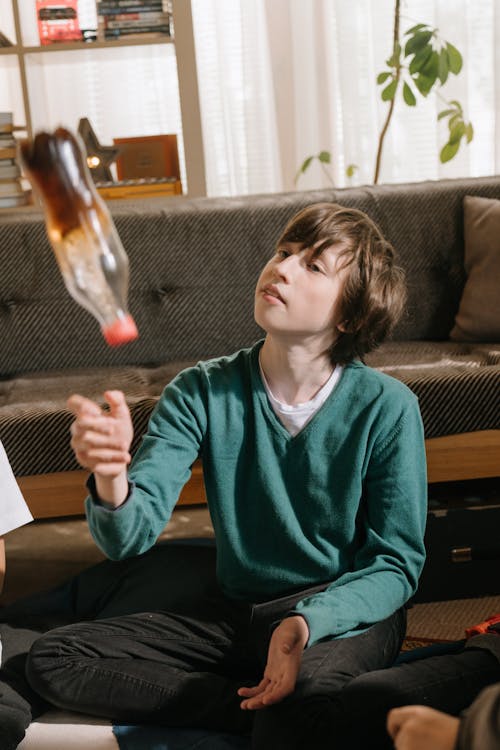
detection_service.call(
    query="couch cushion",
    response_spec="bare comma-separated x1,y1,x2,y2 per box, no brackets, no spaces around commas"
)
450,196,500,342
2,343,499,478
0,362,195,477
365,341,500,439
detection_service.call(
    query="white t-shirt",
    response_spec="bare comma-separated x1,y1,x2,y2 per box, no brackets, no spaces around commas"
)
259,363,343,436
0,441,33,536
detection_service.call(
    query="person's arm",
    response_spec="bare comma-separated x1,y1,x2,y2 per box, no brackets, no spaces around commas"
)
456,682,500,750
292,396,427,646
70,368,207,560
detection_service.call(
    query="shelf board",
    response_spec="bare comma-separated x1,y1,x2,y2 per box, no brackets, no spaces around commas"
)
0,45,20,55
18,37,174,54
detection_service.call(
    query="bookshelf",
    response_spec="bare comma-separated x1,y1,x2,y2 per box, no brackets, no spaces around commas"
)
0,0,206,196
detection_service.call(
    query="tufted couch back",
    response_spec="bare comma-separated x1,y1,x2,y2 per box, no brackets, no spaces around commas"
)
1,174,500,378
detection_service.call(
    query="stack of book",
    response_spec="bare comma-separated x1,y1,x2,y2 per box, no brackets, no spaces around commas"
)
96,1,172,41
0,114,29,209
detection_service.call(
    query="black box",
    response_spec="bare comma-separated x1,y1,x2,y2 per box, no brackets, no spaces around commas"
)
414,496,500,603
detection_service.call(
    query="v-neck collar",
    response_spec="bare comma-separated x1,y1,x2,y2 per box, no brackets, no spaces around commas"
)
250,341,353,443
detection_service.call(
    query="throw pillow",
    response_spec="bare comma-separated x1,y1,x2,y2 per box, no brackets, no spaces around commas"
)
450,195,500,341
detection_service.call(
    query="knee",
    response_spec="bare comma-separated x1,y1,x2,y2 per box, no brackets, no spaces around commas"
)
25,627,81,702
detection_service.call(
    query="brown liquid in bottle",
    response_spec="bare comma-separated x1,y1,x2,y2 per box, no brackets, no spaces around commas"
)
20,128,138,346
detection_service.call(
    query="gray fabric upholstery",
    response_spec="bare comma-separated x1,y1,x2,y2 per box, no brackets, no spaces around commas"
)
365,342,500,438
1,175,499,478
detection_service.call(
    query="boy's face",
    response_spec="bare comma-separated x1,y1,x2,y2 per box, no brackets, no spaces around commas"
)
254,241,349,348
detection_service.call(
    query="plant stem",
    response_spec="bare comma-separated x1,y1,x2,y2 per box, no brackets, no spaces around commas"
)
373,0,401,184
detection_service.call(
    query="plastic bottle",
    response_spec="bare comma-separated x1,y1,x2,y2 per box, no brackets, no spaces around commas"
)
19,127,138,346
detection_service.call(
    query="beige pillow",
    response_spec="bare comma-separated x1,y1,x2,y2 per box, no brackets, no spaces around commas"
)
450,195,500,341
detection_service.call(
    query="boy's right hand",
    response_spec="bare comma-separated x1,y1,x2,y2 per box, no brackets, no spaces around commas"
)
68,390,133,479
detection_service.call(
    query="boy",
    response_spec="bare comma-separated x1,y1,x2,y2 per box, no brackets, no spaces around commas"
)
25,203,427,749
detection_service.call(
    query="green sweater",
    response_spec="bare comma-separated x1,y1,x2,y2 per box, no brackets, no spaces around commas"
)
87,342,427,646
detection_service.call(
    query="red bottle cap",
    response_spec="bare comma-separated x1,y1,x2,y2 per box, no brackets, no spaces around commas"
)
102,315,139,347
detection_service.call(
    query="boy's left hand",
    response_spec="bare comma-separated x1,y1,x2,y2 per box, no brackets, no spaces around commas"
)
238,615,309,710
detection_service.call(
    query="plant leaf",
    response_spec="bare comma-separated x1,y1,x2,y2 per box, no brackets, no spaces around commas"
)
465,122,474,143
377,71,392,85
403,81,417,106
409,45,433,75
318,150,331,164
405,23,429,35
449,121,466,144
448,113,461,130
294,156,314,182
440,139,461,163
346,164,358,178
420,50,440,83
381,79,398,101
438,107,457,120
446,42,462,74
299,156,313,173
438,48,449,85
413,74,434,96
404,30,433,57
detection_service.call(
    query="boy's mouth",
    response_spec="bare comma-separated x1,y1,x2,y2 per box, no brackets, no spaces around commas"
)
262,284,285,303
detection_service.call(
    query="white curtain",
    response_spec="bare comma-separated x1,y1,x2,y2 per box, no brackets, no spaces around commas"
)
192,0,500,196
190,0,281,196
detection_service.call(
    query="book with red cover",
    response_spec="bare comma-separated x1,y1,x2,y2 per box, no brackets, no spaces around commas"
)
36,1,81,45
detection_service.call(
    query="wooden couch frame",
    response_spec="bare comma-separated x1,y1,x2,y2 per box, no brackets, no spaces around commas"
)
17,430,500,520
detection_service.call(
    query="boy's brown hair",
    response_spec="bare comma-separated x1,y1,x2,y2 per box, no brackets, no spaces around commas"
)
277,202,406,365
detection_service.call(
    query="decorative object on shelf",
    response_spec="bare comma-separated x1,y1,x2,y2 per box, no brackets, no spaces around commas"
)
0,30,13,47
96,0,173,42
77,117,120,183
113,134,180,184
0,112,30,209
36,0,82,46
96,176,182,200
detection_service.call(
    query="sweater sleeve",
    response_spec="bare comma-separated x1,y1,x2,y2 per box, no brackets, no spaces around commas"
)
293,396,427,645
457,683,500,750
85,367,207,560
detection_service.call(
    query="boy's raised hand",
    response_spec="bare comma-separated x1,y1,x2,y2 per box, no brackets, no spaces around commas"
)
68,390,133,478
238,615,309,710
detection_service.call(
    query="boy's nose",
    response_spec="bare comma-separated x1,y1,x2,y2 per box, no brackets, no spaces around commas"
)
276,254,298,280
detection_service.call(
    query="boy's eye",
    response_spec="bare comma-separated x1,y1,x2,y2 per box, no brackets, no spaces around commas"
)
308,262,322,273
276,249,290,259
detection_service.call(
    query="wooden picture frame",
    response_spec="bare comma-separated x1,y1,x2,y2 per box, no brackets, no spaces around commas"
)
113,134,181,184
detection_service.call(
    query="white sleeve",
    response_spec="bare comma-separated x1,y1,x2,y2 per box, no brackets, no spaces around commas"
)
0,441,33,536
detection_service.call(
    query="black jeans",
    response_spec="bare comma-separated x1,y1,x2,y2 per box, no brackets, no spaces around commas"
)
25,562,406,750
330,644,500,749
3,542,500,750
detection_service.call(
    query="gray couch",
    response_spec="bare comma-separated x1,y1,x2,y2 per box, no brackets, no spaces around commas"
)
0,175,499,519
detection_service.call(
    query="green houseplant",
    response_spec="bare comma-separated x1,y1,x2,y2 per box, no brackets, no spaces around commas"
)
297,0,473,185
